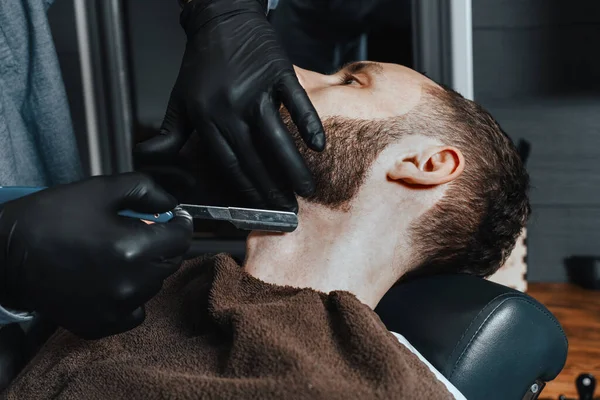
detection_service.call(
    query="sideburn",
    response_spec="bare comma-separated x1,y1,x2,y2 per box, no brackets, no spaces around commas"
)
280,110,394,210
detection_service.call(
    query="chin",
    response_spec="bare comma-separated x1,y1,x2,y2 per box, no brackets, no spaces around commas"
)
246,230,284,242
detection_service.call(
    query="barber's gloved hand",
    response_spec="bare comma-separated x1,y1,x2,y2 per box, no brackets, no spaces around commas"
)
134,0,325,212
0,173,193,339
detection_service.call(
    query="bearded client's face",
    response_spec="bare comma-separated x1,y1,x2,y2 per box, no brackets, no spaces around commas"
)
292,62,427,121
277,63,431,209
279,108,390,209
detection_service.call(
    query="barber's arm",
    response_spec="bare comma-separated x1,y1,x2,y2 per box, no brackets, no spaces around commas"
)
0,173,193,339
135,0,324,212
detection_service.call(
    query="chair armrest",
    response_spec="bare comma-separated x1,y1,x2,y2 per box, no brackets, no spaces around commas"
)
375,274,568,400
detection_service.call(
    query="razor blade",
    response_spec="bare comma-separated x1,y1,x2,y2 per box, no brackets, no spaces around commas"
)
0,186,298,233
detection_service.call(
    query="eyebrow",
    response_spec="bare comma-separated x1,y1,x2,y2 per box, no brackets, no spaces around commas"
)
338,61,384,76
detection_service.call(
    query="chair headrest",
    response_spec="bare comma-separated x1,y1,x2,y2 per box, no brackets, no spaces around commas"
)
375,274,568,400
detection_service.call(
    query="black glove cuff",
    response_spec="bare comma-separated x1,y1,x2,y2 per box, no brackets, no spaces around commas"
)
180,0,268,36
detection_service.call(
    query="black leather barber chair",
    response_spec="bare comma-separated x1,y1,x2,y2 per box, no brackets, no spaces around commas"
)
376,274,568,400
0,244,567,399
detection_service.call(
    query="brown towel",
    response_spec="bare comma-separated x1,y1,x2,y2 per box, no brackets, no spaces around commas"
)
4,254,453,400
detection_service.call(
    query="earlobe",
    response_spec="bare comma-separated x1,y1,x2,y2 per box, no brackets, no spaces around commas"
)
388,146,465,186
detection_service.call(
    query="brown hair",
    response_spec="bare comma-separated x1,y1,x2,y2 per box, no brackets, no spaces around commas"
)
403,84,531,279
285,82,530,279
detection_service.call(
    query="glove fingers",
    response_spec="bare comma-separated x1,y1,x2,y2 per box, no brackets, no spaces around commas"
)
160,93,193,140
112,172,178,214
220,118,297,211
133,96,193,164
122,207,193,261
256,93,315,199
278,73,326,151
134,134,184,165
201,122,268,209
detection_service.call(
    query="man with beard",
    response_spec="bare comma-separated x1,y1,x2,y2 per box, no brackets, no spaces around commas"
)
4,63,528,400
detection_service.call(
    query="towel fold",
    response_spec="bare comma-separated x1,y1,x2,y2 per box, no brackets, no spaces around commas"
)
4,254,452,399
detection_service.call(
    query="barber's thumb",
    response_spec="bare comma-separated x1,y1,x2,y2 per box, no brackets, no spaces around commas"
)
134,102,191,163
140,207,193,260
115,172,178,214
134,134,185,165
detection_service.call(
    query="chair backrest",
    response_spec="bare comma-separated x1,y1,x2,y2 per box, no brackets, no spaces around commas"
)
375,274,568,400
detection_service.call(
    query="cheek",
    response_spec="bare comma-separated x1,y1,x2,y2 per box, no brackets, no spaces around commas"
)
310,91,379,120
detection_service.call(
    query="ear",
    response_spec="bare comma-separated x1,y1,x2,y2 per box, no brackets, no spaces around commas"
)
387,146,465,186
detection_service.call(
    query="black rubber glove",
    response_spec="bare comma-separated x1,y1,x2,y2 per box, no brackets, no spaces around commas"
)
0,173,193,339
134,0,325,212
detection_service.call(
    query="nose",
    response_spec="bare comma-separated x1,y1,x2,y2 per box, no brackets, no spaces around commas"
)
293,66,328,93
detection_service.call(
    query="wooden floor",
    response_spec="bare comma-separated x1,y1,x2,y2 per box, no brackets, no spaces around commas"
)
527,283,600,400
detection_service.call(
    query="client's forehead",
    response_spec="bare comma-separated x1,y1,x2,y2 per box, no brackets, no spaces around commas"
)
354,62,435,119
294,62,438,121
377,62,433,84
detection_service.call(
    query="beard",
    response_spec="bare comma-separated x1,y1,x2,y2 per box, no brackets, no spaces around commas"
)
161,108,394,212
280,108,394,210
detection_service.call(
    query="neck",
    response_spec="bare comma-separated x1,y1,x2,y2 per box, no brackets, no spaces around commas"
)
243,201,414,308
